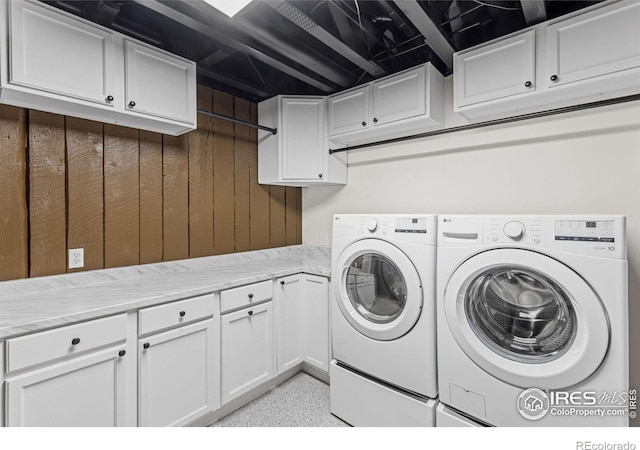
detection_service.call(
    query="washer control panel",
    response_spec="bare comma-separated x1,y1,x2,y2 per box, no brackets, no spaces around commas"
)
485,217,542,245
555,220,615,242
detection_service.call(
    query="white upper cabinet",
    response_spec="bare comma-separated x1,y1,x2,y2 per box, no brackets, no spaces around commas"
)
372,65,427,126
0,0,196,135
454,0,640,120
328,63,444,146
125,40,196,124
545,1,640,88
9,0,115,107
454,30,536,107
258,95,347,187
328,85,370,135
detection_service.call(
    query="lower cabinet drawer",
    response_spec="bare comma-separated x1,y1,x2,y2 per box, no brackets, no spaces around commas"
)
138,294,214,336
5,314,127,373
220,280,272,313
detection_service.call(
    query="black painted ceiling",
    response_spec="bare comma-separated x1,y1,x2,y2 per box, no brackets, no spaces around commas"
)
44,1,601,103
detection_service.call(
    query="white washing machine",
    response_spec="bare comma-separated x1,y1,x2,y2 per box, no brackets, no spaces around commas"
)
330,214,438,426
437,215,629,426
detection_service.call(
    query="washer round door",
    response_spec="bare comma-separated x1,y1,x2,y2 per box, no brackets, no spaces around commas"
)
334,239,423,341
445,249,610,390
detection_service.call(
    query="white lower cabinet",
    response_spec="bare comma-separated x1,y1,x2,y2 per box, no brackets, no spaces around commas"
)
3,313,135,427
300,275,330,372
221,301,276,404
275,274,330,374
276,275,304,373
138,319,218,427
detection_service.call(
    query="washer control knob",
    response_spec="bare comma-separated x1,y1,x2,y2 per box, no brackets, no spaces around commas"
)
366,219,379,233
504,221,526,240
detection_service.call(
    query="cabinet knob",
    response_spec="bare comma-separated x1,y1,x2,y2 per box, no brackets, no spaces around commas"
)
524,81,532,87
71,338,81,346
248,293,254,299
319,174,323,178
179,311,186,317
373,118,378,123
248,310,253,316
106,95,114,103
280,280,285,285
143,343,150,349
128,100,136,107
362,121,366,127
550,75,558,82
118,350,126,357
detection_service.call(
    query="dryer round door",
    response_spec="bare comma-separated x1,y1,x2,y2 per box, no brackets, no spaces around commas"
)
444,249,610,390
334,239,423,341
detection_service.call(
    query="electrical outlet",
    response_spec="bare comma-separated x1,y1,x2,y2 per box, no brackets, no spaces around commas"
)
68,248,84,269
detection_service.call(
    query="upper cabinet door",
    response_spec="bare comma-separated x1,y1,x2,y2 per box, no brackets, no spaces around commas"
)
372,65,426,126
328,86,370,136
9,0,115,106
546,1,640,88
125,40,196,124
454,30,536,107
281,97,325,181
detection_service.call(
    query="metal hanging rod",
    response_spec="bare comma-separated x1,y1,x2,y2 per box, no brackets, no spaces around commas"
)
329,93,640,154
197,109,277,135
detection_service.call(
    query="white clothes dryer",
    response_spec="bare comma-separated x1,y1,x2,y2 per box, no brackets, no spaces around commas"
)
330,214,438,426
437,215,629,426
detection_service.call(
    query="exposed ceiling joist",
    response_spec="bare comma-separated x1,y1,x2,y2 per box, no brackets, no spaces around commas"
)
267,1,386,77
132,0,337,93
197,67,270,99
391,0,455,70
520,0,547,25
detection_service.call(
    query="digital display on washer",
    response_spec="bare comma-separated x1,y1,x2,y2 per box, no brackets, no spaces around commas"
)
555,220,614,242
395,218,427,233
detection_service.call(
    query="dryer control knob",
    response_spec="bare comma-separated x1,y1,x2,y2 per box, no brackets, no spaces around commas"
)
504,221,526,240
366,219,379,233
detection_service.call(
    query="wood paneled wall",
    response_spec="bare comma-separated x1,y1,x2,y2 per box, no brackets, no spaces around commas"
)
0,86,302,282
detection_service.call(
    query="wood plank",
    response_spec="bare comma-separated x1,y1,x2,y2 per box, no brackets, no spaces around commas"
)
212,90,235,255
163,134,189,261
296,186,302,244
188,85,215,258
234,97,251,253
0,105,28,281
28,111,66,277
66,117,104,272
104,124,140,268
285,187,299,246
249,103,270,250
139,131,163,264
269,186,286,248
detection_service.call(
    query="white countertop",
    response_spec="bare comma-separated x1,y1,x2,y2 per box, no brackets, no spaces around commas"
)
0,245,331,340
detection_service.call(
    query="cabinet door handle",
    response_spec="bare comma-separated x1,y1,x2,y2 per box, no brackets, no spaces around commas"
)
550,75,558,82
248,294,254,299
280,280,285,285
128,100,136,107
319,174,323,178
524,81,532,87
362,121,366,127
179,311,186,317
143,343,150,349
71,338,81,346
373,118,378,123
248,310,253,316
106,95,114,103
118,350,126,357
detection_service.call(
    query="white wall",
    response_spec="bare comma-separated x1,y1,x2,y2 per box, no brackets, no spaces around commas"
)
303,76,640,426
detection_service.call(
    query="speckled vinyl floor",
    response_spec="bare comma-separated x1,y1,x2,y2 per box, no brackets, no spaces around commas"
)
210,373,349,427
